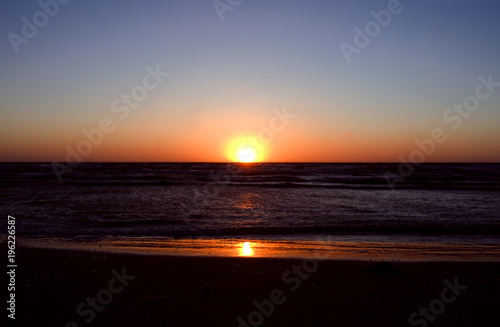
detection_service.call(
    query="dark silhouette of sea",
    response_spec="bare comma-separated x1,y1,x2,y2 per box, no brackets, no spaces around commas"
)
1,163,499,244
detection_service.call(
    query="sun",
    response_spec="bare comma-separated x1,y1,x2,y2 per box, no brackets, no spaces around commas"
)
225,136,267,163
237,147,257,163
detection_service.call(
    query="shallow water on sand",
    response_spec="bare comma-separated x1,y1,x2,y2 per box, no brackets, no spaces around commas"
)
15,237,500,261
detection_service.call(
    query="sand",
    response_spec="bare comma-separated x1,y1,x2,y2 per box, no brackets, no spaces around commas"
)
7,245,500,327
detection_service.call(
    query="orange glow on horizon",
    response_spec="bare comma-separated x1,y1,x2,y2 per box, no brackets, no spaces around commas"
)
225,136,267,163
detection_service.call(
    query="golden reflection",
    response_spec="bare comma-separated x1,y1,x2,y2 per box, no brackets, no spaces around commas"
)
240,242,254,256
235,193,261,210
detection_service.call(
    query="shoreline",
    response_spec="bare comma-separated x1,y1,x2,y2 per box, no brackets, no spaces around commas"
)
13,236,500,262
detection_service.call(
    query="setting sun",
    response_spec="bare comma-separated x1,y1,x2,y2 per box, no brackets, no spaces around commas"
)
236,147,257,163
225,136,267,163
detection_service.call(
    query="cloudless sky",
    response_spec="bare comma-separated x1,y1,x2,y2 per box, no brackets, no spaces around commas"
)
1,0,499,162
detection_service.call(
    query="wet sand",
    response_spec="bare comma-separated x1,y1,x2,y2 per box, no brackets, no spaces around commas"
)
9,244,500,327
18,237,500,261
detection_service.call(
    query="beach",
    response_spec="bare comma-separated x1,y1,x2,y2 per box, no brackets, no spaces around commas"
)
3,0,500,325
2,163,500,326
9,243,500,327
2,163,499,326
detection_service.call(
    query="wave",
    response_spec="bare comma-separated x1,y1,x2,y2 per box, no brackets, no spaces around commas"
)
72,221,500,237
209,225,500,236
2,163,499,191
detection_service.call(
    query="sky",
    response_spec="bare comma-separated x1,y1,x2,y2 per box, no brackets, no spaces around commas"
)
1,0,499,162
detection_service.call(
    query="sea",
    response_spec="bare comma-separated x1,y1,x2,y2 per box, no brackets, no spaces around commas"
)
1,162,499,246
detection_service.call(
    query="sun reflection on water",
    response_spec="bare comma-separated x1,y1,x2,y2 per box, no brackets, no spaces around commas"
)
234,193,262,210
240,242,254,256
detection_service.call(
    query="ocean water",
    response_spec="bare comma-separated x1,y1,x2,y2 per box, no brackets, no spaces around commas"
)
1,163,499,245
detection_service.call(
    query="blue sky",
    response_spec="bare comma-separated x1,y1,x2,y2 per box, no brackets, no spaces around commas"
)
1,0,499,161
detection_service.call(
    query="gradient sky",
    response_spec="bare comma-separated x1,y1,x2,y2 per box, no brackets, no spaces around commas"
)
1,0,499,162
